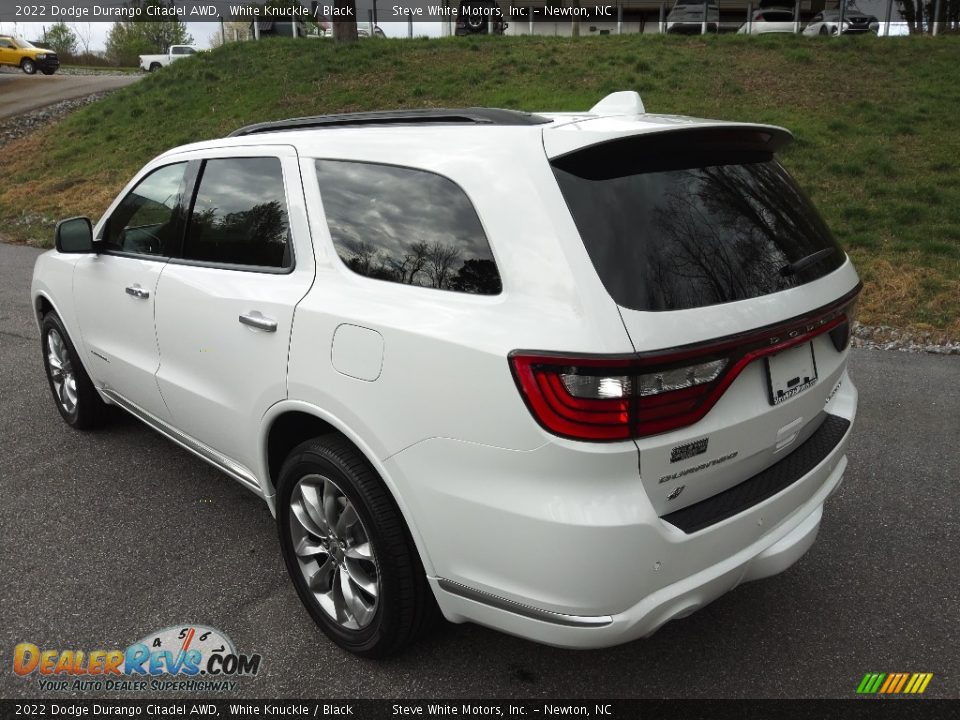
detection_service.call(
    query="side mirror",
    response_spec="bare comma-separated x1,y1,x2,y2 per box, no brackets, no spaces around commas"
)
55,217,94,254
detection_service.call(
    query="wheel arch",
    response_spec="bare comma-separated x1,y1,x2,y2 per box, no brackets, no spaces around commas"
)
34,293,55,327
33,287,109,403
260,400,437,577
33,290,76,340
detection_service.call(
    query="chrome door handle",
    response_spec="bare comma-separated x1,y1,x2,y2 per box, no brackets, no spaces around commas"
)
239,312,277,333
125,285,150,299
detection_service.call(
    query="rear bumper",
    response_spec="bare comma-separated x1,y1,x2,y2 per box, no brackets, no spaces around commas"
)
387,372,857,648
431,456,842,648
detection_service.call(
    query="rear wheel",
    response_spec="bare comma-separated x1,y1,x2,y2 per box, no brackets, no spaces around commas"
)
40,312,108,429
276,435,436,657
149,62,161,72
21,58,36,75
41,68,56,75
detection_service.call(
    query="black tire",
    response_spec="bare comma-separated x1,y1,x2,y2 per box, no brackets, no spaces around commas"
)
41,68,56,75
276,435,436,657
149,63,161,72
21,58,36,75
460,0,498,33
40,312,108,429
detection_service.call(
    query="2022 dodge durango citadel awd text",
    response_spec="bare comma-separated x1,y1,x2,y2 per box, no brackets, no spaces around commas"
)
32,92,860,657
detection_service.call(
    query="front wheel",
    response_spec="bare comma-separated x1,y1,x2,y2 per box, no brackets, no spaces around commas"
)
21,58,36,75
41,68,56,75
276,435,436,657
40,312,108,429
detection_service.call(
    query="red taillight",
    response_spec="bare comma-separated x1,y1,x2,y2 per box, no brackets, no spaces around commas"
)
509,288,860,442
511,355,634,440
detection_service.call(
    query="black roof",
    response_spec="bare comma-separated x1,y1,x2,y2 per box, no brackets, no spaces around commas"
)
228,108,551,137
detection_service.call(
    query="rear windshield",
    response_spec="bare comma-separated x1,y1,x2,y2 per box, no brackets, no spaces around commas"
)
551,132,844,312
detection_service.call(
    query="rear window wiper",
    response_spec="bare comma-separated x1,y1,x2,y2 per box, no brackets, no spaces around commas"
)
780,248,837,277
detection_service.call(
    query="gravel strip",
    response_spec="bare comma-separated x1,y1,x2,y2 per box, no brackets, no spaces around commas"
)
0,92,110,148
0,66,136,77
852,322,960,355
52,68,139,77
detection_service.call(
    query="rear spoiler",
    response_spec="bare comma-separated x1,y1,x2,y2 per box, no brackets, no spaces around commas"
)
544,122,794,161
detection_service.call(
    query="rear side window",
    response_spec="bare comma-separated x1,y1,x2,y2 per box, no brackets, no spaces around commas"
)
182,157,291,270
315,160,502,295
551,132,844,312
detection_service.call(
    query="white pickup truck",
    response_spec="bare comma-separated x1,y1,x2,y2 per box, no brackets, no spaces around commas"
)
139,45,199,72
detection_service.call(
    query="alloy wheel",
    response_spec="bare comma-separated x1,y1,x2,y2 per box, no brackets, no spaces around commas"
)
46,329,78,414
289,474,380,630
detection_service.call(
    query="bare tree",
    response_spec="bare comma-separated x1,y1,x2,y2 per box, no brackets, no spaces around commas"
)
71,22,94,55
571,0,581,36
425,242,461,290
332,0,359,41
386,241,430,285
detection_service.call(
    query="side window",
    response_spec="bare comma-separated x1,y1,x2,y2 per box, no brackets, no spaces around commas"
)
315,160,502,295
181,157,292,270
103,162,187,256
0,40,13,49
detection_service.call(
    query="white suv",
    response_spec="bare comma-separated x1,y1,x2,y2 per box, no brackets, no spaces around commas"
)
32,92,860,657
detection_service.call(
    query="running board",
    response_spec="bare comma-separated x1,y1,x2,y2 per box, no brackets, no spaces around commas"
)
101,389,261,495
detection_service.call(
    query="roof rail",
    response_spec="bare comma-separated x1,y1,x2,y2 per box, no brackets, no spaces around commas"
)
228,108,550,137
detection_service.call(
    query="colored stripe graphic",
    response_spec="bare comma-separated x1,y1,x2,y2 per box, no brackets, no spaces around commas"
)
857,672,933,695
879,674,896,694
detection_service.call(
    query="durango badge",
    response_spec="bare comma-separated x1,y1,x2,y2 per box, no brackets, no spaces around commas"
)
670,438,709,463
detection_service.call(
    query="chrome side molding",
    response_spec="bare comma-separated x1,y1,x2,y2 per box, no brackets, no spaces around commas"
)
101,388,261,494
437,579,613,628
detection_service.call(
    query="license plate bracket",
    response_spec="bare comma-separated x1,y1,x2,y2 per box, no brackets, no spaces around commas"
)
766,342,818,406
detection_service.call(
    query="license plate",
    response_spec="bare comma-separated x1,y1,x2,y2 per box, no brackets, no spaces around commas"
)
766,342,818,406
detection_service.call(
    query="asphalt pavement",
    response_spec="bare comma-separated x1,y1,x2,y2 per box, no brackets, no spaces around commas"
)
0,242,957,699
0,71,141,120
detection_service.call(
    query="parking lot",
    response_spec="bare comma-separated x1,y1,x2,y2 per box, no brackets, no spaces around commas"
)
1,240,958,699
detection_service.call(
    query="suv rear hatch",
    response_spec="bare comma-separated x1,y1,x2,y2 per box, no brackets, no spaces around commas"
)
542,121,860,524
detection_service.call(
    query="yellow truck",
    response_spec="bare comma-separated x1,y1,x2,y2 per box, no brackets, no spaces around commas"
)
0,35,59,75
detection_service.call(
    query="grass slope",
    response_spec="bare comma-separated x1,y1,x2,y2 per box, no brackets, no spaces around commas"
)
3,35,959,335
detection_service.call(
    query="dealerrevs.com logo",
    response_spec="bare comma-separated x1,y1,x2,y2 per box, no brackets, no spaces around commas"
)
13,625,262,693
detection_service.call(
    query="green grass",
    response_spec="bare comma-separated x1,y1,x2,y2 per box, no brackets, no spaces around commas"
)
3,34,959,335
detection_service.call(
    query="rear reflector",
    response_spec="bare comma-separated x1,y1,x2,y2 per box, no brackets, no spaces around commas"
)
509,287,860,441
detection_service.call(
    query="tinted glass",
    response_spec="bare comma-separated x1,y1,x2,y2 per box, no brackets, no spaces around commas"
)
316,160,501,295
183,157,291,269
104,162,186,256
762,11,793,20
552,134,844,312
